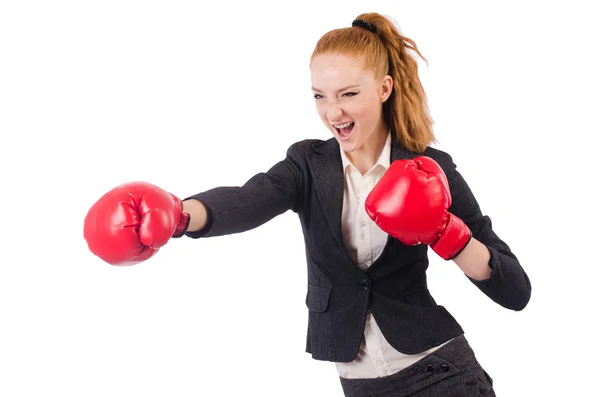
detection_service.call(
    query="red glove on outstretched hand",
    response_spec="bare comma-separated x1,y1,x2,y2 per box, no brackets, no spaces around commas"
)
83,181,190,266
365,156,471,260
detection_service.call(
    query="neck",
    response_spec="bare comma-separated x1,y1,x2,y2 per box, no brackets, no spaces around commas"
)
346,126,389,175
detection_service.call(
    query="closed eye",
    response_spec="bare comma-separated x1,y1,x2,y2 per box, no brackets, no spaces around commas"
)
343,92,358,97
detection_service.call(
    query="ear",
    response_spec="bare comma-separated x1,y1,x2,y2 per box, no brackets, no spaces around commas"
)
380,75,393,103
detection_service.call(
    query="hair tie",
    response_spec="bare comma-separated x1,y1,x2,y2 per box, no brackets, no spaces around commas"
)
352,19,376,33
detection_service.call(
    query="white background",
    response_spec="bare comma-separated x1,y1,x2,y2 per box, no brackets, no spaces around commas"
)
1,1,599,396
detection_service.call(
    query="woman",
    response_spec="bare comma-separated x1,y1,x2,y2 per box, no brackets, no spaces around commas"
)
84,12,531,397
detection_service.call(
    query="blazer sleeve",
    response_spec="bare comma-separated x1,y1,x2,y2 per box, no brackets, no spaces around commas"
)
183,142,305,239
444,154,532,311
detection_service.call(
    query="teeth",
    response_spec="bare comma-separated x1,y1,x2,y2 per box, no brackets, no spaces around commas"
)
334,121,354,129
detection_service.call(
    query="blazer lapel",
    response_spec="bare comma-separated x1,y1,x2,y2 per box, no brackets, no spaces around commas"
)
306,138,347,256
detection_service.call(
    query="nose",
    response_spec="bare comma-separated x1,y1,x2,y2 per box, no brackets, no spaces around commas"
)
326,102,342,121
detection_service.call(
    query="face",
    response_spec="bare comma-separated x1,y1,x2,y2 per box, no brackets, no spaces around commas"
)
310,53,392,155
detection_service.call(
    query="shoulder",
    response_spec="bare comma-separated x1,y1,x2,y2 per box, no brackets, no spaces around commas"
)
422,146,458,174
421,147,474,196
286,137,336,159
287,138,325,153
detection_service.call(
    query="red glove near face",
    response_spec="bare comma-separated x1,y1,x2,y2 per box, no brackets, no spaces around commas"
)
83,181,190,266
365,156,471,260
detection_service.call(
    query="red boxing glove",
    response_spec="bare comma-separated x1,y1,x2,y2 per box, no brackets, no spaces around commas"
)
83,181,190,266
365,156,471,260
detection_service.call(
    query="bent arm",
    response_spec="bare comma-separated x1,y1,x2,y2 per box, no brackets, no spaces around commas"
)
444,156,532,311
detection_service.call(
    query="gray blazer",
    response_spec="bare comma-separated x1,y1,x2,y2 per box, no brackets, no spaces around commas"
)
184,136,532,362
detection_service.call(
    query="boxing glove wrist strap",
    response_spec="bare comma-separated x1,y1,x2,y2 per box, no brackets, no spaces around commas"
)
169,193,190,238
430,214,472,260
172,211,191,238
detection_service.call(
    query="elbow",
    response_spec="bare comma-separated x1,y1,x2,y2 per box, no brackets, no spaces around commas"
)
514,272,533,311
506,285,532,312
510,298,530,312
501,261,533,312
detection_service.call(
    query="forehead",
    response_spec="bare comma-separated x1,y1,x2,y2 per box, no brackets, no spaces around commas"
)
310,53,373,87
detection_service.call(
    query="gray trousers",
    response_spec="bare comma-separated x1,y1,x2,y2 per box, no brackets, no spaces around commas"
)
339,335,496,397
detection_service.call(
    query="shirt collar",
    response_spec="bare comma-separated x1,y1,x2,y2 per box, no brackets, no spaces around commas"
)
340,131,392,173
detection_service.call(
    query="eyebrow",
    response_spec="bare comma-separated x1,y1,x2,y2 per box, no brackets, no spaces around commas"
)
311,85,361,93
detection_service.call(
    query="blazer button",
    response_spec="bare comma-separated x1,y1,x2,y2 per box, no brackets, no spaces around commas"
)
359,279,369,289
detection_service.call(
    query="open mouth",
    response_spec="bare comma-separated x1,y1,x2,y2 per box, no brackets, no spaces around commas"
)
334,121,355,140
